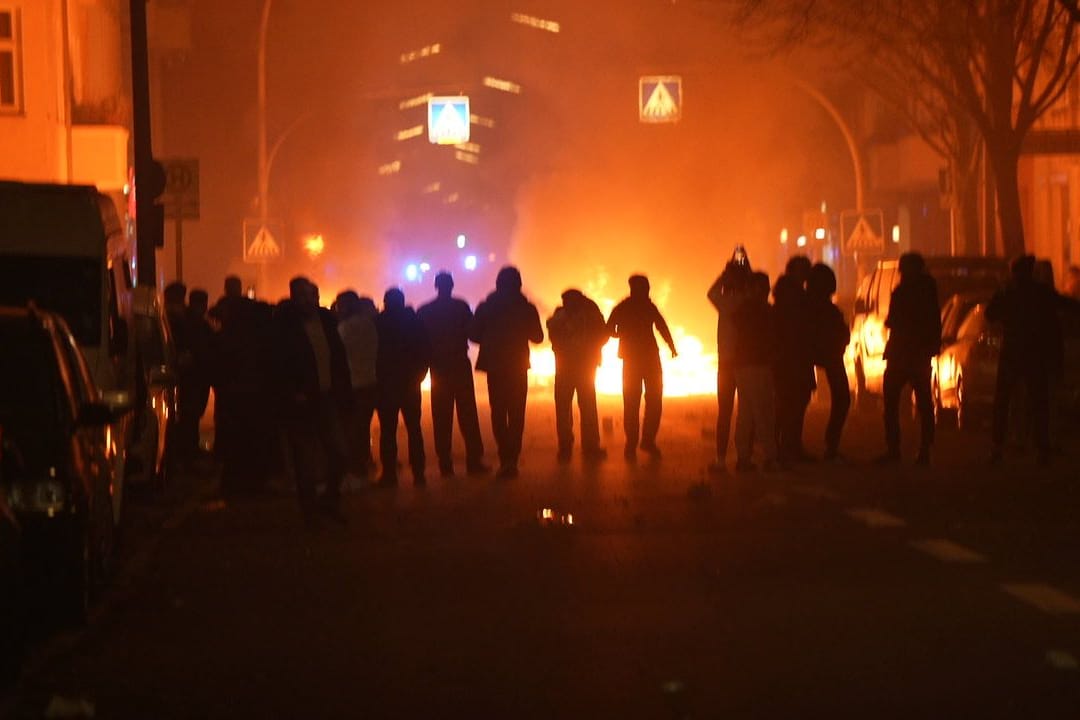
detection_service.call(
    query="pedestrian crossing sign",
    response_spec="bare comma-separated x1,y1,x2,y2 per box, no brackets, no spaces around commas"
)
428,96,471,145
243,218,283,263
639,76,682,123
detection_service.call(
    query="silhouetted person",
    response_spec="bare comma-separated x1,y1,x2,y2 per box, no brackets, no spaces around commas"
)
470,266,543,479
986,255,1066,465
547,289,609,463
608,274,677,460
707,246,752,472
418,272,488,477
177,288,213,467
375,288,430,485
273,277,351,524
880,253,940,465
807,264,850,461
335,291,378,477
734,271,779,472
209,275,275,493
773,255,816,463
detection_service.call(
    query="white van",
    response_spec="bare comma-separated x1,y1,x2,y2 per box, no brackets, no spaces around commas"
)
0,180,139,525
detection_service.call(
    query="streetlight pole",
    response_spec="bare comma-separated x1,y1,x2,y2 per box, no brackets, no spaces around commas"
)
255,0,273,296
790,77,864,212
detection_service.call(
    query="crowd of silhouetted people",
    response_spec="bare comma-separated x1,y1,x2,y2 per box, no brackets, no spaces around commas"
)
161,247,1078,526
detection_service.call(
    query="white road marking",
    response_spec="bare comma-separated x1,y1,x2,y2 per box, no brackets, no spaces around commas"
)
1046,650,1079,671
910,539,987,564
846,508,907,528
1001,584,1080,615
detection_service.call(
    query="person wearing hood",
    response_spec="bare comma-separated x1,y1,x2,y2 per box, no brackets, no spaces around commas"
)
607,274,678,460
469,266,544,479
547,288,609,463
772,255,816,464
806,263,850,461
375,287,430,486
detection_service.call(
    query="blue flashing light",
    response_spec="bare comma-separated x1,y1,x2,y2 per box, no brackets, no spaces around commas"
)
464,254,478,271
405,263,419,282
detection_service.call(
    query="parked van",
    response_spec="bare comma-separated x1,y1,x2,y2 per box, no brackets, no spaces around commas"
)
846,256,1009,401
0,181,143,523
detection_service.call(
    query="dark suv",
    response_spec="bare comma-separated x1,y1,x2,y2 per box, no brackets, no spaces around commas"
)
0,306,121,624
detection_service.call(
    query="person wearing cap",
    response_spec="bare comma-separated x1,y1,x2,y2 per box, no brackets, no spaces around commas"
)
607,274,678,460
547,289,609,462
418,272,489,477
470,266,544,479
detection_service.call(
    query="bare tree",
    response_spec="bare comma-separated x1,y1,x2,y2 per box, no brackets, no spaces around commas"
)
727,0,1080,256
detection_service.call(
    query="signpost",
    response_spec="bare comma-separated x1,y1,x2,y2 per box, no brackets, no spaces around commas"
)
639,76,682,123
242,218,284,263
427,96,471,145
840,209,885,255
161,157,200,282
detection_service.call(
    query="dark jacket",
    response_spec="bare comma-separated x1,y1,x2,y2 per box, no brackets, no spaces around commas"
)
470,289,543,374
734,299,776,367
547,295,608,369
273,300,350,408
808,298,849,366
884,273,941,365
375,305,430,386
607,296,674,362
986,279,1066,370
773,274,815,390
417,296,473,370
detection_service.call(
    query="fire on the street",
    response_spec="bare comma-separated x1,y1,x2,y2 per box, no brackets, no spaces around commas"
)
529,329,717,397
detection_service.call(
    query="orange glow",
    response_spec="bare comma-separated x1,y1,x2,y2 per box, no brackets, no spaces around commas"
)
303,234,326,258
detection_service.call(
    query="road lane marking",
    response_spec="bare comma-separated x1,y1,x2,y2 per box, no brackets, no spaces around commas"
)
846,508,906,528
1046,650,1079,671
910,539,987,564
1001,584,1080,615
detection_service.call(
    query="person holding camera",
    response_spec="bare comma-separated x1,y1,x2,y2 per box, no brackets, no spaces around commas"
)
707,245,752,472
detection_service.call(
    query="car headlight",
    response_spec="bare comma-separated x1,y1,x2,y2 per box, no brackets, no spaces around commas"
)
5,479,68,517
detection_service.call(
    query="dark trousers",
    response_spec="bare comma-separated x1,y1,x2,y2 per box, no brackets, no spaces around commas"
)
430,359,484,470
622,355,662,448
487,370,528,469
820,360,850,457
993,357,1049,453
775,375,811,460
215,388,273,493
377,382,426,479
177,379,210,461
716,361,737,461
284,393,347,514
883,359,934,455
347,385,377,475
554,361,601,453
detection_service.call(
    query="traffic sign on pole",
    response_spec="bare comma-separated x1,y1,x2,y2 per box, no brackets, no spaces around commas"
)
639,76,682,123
840,209,885,255
161,157,200,220
428,96,471,145
243,218,283,263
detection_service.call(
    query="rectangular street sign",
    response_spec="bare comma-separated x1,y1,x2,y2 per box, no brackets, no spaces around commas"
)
428,96,471,145
639,76,682,123
161,157,200,220
242,218,284,263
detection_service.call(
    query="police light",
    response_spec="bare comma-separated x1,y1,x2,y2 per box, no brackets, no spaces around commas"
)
464,254,478,271
405,263,419,282
457,234,467,249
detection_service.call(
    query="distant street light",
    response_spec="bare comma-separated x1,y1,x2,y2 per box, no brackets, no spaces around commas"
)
457,234,467,249
302,233,325,258
464,255,478,271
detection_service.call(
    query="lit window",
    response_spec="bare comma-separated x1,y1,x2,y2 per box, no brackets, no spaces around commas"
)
0,8,21,112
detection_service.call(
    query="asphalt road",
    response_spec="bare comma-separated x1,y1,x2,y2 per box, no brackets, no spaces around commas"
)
4,392,1080,718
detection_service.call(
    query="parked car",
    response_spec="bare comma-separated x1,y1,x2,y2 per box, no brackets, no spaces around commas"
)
0,306,122,624
130,285,178,488
931,300,999,427
933,290,1080,428
847,256,1009,402
0,464,22,686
